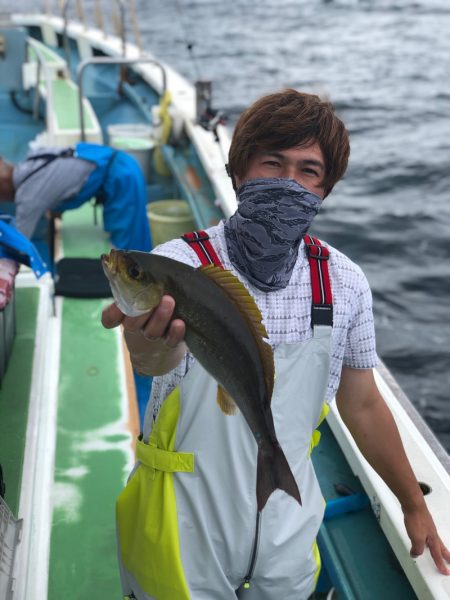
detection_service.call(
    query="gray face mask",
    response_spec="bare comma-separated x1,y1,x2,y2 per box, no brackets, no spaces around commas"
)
224,177,323,292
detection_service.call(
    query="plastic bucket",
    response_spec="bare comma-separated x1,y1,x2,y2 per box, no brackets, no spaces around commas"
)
107,124,155,183
107,123,153,140
147,200,196,247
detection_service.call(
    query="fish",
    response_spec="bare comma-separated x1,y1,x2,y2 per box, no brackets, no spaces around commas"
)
101,248,301,511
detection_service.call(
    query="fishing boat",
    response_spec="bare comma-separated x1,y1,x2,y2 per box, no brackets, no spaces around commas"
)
0,3,449,599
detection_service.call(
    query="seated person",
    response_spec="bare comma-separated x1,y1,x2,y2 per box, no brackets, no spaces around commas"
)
0,215,49,308
0,257,18,310
0,142,152,252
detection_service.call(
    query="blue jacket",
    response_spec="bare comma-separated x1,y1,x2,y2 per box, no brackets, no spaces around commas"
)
61,143,152,252
0,217,49,278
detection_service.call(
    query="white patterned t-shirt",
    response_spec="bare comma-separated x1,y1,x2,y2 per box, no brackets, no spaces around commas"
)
145,221,378,426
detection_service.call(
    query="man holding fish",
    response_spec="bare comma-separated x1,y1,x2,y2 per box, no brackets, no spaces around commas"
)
102,89,450,599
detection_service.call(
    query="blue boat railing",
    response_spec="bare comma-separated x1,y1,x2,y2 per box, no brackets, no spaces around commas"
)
25,37,57,137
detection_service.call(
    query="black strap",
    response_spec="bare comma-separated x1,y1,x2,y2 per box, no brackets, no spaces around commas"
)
25,149,74,162
17,148,75,189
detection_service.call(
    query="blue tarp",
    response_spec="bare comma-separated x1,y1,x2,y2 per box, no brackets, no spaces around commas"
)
0,216,49,278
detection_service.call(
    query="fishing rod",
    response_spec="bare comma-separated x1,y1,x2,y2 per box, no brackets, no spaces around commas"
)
173,0,202,82
173,0,228,163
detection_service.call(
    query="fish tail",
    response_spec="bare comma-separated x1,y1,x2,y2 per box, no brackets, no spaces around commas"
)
256,444,302,511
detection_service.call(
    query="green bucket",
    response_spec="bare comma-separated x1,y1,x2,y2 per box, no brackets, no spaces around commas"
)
147,200,196,247
107,124,155,183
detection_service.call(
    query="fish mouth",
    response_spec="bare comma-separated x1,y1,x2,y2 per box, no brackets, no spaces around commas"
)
100,249,152,317
101,249,119,276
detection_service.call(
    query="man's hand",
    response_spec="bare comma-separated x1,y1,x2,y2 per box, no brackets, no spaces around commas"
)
337,367,450,575
101,296,187,375
404,504,450,575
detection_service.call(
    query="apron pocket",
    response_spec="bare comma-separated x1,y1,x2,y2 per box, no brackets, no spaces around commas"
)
117,441,194,600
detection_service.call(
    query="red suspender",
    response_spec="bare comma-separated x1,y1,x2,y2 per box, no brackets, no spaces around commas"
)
182,231,223,267
303,235,333,327
182,231,333,327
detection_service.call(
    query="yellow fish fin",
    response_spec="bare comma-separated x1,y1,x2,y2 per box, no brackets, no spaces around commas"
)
216,385,238,415
199,265,275,400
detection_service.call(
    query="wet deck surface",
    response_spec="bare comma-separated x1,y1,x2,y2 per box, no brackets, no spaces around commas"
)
0,287,39,515
47,206,136,599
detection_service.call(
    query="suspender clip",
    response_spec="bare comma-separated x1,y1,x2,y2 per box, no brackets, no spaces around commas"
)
312,304,333,327
182,232,210,243
305,242,330,260
182,231,223,267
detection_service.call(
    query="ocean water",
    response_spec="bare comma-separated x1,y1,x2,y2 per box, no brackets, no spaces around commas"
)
2,0,450,452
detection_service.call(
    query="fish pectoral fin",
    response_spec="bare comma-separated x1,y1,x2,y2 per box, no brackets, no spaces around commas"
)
216,385,238,416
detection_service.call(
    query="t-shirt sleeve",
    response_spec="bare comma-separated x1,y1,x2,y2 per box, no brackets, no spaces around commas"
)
342,269,379,369
150,237,203,267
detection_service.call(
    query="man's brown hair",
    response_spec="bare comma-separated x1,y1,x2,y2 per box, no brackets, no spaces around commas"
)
227,89,350,197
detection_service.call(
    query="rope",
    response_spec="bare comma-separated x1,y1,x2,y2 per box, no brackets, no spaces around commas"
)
94,0,104,31
112,5,122,39
153,90,173,176
129,0,143,53
75,0,86,26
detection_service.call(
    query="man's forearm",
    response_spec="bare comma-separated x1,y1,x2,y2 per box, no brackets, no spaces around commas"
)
337,367,450,575
336,367,424,511
342,396,424,511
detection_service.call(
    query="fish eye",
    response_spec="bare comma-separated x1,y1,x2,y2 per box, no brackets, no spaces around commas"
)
128,265,142,279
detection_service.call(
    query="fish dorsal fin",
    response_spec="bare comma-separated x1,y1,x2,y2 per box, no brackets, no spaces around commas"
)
216,385,237,415
199,265,274,400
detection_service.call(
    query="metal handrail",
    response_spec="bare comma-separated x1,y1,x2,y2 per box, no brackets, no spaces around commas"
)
76,56,167,142
26,37,56,139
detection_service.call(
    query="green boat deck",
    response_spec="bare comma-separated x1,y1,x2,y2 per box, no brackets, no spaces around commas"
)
0,287,39,516
0,205,138,599
48,205,137,598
